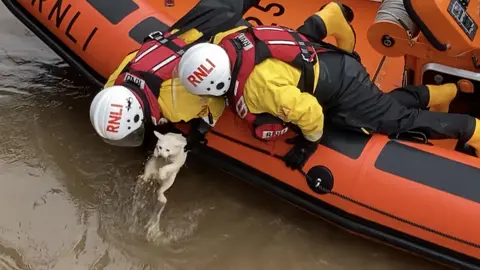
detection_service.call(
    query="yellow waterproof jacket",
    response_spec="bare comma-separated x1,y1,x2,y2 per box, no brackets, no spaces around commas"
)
213,27,324,142
104,28,226,125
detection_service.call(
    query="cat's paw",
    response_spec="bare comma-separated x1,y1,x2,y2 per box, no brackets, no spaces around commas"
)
140,174,149,182
141,171,157,182
158,118,169,125
158,168,169,180
146,222,162,242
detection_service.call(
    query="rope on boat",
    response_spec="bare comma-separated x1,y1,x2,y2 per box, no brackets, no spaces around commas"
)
300,171,480,250
208,129,480,250
375,0,419,38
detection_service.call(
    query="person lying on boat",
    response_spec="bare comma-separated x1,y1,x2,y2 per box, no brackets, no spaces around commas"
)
175,1,480,170
89,0,259,151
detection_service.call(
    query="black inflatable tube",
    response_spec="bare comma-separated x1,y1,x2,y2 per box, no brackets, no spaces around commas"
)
2,0,479,269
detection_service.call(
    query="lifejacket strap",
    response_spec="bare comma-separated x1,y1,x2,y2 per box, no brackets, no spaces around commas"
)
145,31,187,56
227,38,244,93
287,30,316,94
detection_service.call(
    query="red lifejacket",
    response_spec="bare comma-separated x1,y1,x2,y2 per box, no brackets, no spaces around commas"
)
218,26,325,141
113,31,188,126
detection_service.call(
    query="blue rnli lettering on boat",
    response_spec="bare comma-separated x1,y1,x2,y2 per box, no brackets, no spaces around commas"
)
30,0,98,52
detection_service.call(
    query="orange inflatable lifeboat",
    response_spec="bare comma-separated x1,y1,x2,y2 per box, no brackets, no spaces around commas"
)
2,0,480,268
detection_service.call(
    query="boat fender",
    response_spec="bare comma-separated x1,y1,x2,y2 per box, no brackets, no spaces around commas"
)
305,165,334,195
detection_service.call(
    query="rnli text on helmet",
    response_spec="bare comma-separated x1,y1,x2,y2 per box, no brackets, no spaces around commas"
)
107,104,123,133
187,58,216,87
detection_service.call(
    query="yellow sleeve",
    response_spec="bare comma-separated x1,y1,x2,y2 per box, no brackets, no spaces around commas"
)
104,51,137,88
205,96,226,125
172,25,247,45
158,78,225,125
244,59,324,142
211,26,248,44
171,28,203,45
165,25,247,59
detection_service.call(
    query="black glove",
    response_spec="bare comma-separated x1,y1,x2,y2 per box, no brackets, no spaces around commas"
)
283,135,319,170
185,118,211,152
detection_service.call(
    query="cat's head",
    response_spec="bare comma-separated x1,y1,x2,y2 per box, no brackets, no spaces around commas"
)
153,131,187,159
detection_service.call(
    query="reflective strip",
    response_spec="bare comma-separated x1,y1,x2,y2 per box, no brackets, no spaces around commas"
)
151,55,177,71
256,27,285,31
135,44,159,62
266,40,297,45
233,80,239,96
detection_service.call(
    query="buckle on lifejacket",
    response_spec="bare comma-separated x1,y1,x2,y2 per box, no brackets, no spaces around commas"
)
148,31,164,41
297,41,314,63
301,53,314,63
301,50,314,63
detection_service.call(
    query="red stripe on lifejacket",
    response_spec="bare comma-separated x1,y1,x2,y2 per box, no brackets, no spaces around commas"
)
127,33,186,82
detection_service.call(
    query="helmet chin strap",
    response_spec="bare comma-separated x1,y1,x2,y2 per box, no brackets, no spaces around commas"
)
123,82,153,127
124,82,166,152
123,82,161,151
226,38,243,95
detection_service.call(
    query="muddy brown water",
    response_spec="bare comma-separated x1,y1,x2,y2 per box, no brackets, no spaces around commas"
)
0,5,449,270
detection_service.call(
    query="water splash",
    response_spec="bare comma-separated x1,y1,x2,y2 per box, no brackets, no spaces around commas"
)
129,178,168,242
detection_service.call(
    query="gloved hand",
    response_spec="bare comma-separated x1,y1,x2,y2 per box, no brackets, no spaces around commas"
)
185,128,208,152
283,135,319,170
184,118,211,152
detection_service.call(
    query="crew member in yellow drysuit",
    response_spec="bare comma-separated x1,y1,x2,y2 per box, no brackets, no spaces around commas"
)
89,0,258,151
176,1,480,170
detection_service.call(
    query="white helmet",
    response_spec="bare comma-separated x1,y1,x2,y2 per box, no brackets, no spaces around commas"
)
89,85,145,147
177,43,231,96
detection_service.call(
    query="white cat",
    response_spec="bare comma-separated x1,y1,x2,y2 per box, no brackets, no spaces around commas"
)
141,131,188,238
142,131,188,202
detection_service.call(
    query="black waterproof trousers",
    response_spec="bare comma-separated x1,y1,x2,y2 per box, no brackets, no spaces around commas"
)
314,52,476,141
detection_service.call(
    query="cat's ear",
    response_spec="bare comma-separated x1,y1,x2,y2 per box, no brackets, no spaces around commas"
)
173,134,187,144
172,135,187,148
173,144,185,153
154,131,163,139
173,141,187,148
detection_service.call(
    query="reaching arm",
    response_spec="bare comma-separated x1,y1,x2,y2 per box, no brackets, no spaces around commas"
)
170,0,259,42
247,76,323,170
184,117,213,152
269,85,325,142
245,59,324,142
203,97,226,126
